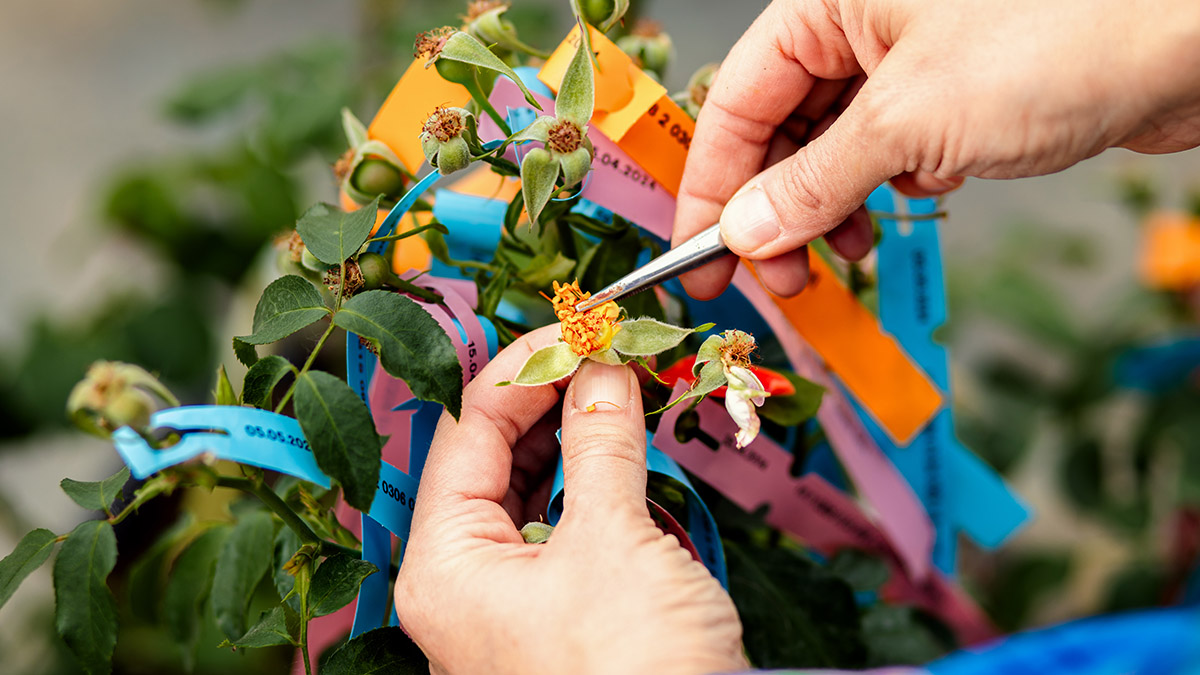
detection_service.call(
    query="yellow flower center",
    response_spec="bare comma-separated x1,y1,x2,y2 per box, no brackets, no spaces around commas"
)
546,280,622,356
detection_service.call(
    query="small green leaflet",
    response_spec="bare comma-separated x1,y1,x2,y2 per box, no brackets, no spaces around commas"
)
235,275,329,346
294,371,384,512
53,520,119,675
296,197,380,265
218,606,299,649
60,467,130,514
323,626,428,675
439,32,542,110
333,290,463,418
308,554,378,617
241,355,297,409
0,528,57,611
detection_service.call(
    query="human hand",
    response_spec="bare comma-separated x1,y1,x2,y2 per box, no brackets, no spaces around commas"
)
674,0,1200,299
394,326,747,675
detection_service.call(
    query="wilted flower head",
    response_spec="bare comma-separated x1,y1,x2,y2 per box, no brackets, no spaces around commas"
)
415,26,458,63
724,365,770,448
547,279,622,356
420,106,479,175
676,62,718,120
67,361,179,438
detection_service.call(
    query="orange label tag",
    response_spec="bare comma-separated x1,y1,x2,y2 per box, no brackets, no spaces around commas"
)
368,58,470,174
760,254,943,445
538,27,692,195
1140,211,1200,290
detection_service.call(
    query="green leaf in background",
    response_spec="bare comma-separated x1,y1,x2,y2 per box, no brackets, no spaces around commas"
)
242,355,297,409
164,526,229,669
296,198,379,265
294,371,384,512
611,319,712,357
309,553,378,618
322,626,428,675
272,527,303,613
219,605,299,649
725,541,866,669
980,550,1072,631
333,290,463,418
214,364,238,405
53,520,119,675
235,275,329,346
827,549,890,593
211,511,275,640
861,605,954,667
0,528,57,611
126,515,195,624
758,371,826,427
59,467,130,514
504,342,582,386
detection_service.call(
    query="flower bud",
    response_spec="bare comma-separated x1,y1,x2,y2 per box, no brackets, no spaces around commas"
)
616,21,673,77
301,247,331,273
580,0,629,32
356,252,391,290
67,361,178,437
337,108,410,206
680,63,718,119
420,106,479,175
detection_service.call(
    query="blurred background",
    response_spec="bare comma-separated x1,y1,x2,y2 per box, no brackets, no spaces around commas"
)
2,0,1199,672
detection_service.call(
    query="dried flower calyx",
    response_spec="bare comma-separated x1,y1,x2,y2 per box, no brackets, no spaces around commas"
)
67,361,180,438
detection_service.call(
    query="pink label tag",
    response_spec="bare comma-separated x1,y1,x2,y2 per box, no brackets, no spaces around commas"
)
653,385,994,645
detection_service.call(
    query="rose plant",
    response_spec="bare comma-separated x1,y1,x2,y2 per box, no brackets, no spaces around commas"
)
0,3,954,674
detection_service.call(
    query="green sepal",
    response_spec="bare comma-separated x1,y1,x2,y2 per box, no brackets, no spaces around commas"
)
235,275,330,346
439,32,542,110
611,319,713,357
560,147,592,188
214,365,237,405
502,342,583,386
519,147,558,227
555,38,595,126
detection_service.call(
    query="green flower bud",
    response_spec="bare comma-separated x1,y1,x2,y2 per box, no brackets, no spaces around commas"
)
616,21,673,78
463,1,549,59
67,361,178,437
680,62,719,119
580,0,629,32
337,108,411,206
420,106,479,175
351,158,406,199
356,252,391,290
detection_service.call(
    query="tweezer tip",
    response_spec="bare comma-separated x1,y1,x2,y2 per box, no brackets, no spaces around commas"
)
575,285,622,313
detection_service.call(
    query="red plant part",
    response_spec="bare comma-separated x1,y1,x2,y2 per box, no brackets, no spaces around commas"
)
658,354,795,399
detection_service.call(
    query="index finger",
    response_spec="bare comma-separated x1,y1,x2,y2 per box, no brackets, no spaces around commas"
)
673,0,853,298
413,326,563,522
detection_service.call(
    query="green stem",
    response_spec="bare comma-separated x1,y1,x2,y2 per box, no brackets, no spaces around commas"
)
274,319,336,414
465,73,511,136
365,222,446,244
387,274,444,304
216,476,322,545
481,154,520,175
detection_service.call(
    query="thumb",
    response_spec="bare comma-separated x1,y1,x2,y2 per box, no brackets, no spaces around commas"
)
559,359,647,513
719,96,901,260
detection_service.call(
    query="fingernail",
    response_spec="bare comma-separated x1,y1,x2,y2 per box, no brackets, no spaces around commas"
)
721,185,780,253
572,361,631,413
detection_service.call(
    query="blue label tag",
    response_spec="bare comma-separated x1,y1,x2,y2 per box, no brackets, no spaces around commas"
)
868,186,1030,574
1114,336,1200,392
114,406,330,487
928,608,1200,675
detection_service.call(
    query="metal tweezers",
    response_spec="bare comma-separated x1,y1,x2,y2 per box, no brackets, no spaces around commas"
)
575,223,729,312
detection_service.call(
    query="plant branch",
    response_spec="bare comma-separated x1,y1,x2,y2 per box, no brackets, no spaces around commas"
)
216,476,322,546
365,222,447,244
274,319,337,414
